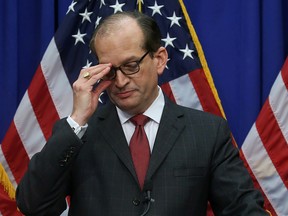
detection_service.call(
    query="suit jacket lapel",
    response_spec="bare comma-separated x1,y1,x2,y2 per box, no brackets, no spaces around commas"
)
95,99,185,185
146,99,185,180
95,103,138,183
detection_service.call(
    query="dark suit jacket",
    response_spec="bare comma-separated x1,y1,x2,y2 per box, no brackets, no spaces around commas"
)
16,98,268,216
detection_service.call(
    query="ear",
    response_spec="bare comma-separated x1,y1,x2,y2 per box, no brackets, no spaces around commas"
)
154,47,168,75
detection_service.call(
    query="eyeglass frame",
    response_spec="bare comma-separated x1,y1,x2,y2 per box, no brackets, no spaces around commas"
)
103,51,150,80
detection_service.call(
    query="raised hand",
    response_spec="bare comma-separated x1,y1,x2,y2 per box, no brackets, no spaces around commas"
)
70,63,112,125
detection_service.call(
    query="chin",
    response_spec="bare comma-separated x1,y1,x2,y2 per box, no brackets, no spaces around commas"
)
116,102,140,114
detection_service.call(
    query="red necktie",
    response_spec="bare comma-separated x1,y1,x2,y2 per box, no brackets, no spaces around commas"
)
129,114,150,190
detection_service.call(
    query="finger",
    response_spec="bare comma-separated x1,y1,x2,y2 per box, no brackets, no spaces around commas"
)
83,71,91,79
92,80,112,95
85,66,111,87
80,64,111,80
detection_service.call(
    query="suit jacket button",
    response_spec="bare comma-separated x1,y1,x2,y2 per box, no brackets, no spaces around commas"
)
132,198,140,206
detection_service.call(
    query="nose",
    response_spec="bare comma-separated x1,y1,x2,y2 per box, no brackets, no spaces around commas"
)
114,69,129,88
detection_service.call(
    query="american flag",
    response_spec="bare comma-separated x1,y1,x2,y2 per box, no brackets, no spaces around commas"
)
0,0,277,215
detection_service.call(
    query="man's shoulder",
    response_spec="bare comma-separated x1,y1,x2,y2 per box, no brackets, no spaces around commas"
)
166,99,225,123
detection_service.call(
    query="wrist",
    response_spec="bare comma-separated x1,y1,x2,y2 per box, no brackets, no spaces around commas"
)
67,116,88,137
70,113,88,126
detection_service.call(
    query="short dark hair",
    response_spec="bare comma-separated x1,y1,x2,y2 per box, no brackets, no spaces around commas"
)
89,11,162,56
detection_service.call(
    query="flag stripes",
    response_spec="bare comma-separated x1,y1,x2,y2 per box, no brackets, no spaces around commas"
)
28,66,59,140
240,154,277,216
188,69,222,116
1,121,30,184
241,58,288,216
166,72,202,110
0,38,72,215
14,92,45,159
257,100,288,187
41,38,73,118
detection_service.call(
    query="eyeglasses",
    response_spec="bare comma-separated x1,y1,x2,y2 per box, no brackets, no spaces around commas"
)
103,51,150,80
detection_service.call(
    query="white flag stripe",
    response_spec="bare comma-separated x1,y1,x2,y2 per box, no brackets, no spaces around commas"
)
269,72,288,144
242,125,288,216
0,148,17,188
169,74,202,110
41,38,73,119
14,92,46,158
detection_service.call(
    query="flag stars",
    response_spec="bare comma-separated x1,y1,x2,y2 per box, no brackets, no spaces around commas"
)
95,16,102,28
167,12,182,27
83,60,93,69
66,1,77,14
162,33,177,48
148,1,164,16
98,92,105,103
100,0,106,8
72,29,87,45
79,8,93,23
110,0,125,13
179,44,194,59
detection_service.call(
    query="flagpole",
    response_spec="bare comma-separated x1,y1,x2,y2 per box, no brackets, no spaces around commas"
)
138,0,142,12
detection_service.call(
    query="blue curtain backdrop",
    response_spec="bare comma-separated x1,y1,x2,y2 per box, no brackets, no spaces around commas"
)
1,0,288,147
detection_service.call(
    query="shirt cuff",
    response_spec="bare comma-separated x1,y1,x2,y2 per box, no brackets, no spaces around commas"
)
66,116,88,139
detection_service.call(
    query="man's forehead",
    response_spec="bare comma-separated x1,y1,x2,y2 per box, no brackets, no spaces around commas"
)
95,21,143,47
97,17,138,36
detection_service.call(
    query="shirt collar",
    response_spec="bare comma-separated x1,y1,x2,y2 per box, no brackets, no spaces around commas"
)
117,86,165,124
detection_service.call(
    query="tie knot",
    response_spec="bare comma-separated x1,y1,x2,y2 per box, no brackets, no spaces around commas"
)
130,114,149,126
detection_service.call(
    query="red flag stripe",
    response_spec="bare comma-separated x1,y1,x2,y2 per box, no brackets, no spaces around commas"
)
189,69,223,116
160,82,176,103
28,65,59,140
1,122,30,184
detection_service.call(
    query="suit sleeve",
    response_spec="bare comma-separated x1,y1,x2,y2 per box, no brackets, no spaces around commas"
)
16,118,84,215
209,118,269,216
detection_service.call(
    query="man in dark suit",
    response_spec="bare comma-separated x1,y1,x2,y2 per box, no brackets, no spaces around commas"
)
16,11,269,216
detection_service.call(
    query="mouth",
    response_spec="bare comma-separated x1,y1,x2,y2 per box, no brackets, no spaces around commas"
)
115,89,135,99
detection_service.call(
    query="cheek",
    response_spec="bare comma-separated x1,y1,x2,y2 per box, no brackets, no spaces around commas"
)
105,85,115,98
141,75,158,94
